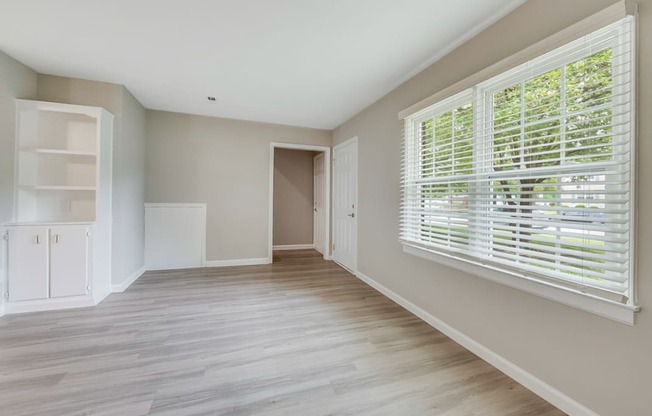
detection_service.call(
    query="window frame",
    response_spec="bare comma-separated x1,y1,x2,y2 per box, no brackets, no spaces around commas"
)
400,16,638,325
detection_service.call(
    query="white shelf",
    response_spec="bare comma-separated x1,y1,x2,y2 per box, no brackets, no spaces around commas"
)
25,148,97,157
3,221,94,226
21,185,97,191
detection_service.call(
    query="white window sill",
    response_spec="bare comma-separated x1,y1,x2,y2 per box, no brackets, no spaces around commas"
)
402,244,639,325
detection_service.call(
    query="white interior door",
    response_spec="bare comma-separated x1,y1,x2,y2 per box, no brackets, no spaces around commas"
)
313,153,325,254
50,225,89,298
7,226,49,301
145,204,205,270
333,138,358,272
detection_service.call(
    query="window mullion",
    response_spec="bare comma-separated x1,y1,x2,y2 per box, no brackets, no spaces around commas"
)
556,66,568,267
470,87,485,256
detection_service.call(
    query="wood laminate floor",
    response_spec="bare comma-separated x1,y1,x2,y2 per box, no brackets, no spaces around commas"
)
0,250,564,416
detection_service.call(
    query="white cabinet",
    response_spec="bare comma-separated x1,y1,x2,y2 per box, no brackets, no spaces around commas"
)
3,100,113,314
7,226,49,301
49,225,89,298
6,225,89,301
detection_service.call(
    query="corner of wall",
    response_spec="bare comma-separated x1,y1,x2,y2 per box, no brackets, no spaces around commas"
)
0,50,38,319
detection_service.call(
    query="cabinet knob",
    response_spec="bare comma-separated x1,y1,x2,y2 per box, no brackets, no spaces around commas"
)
53,234,60,244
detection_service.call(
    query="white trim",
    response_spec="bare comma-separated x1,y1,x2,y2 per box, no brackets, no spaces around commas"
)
354,270,602,416
16,99,106,119
392,0,527,92
403,244,637,325
4,296,95,314
269,143,330,152
204,257,269,267
269,142,331,263
332,135,358,152
272,244,315,250
333,259,356,276
630,6,638,306
92,287,111,305
144,203,207,209
0,227,6,318
112,265,146,293
398,1,634,119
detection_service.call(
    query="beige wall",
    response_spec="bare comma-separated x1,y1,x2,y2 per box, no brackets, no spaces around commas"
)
145,110,331,261
37,75,147,286
0,50,38,315
333,0,651,414
273,149,317,246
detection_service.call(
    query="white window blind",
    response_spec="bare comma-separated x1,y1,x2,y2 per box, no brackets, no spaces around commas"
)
401,16,635,306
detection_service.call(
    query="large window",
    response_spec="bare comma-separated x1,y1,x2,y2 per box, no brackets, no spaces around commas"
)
401,17,636,313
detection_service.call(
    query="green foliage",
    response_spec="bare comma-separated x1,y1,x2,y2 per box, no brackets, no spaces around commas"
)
491,49,614,208
420,102,473,200
420,49,614,193
417,49,615,265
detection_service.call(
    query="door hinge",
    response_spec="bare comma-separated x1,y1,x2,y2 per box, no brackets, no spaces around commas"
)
3,232,8,241
4,291,9,299
332,243,335,251
86,230,91,237
86,285,91,294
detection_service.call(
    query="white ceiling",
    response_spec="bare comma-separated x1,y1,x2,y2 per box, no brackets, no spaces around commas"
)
0,0,526,129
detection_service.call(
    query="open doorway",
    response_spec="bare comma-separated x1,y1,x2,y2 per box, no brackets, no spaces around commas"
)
268,143,331,263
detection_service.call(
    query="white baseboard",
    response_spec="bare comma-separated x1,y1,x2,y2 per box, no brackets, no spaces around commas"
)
93,287,112,304
272,244,315,250
112,265,147,293
4,296,95,314
354,271,600,416
204,257,270,267
304,245,331,260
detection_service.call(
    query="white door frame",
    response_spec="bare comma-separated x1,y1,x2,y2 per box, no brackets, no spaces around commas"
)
313,153,326,255
332,136,358,273
269,142,331,263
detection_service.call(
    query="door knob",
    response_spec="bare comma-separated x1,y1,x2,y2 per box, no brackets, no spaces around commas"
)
347,213,355,218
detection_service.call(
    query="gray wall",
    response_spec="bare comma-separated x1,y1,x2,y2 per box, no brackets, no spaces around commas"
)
116,88,146,284
146,110,331,261
273,149,317,246
332,0,651,414
37,75,147,286
0,50,38,314
0,51,37,227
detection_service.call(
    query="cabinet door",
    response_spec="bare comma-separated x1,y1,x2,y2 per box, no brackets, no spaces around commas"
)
50,225,89,298
7,226,49,301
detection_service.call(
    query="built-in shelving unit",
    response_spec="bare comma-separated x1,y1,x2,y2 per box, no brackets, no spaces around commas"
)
13,101,108,223
3,99,114,314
